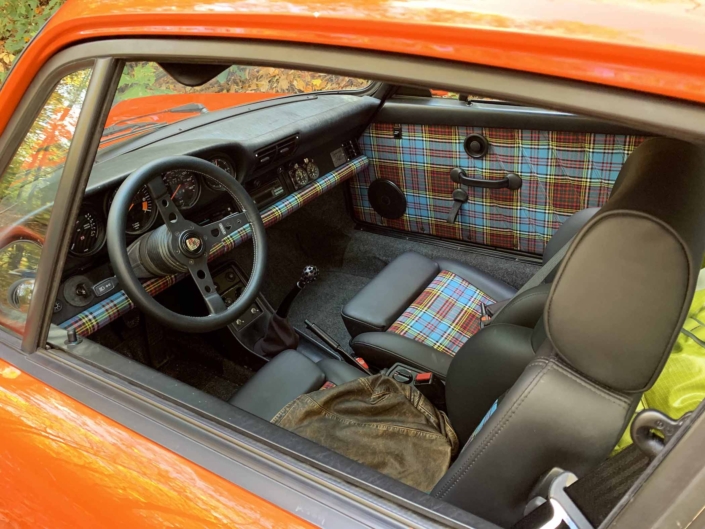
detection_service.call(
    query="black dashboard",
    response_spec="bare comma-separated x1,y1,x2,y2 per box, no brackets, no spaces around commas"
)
52,93,377,325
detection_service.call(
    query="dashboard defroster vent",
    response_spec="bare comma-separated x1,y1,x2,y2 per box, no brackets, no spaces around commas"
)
254,134,299,168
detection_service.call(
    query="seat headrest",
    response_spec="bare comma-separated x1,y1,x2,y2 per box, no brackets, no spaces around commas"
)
545,138,705,392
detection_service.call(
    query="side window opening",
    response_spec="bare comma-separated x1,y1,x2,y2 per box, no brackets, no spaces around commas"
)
0,68,92,335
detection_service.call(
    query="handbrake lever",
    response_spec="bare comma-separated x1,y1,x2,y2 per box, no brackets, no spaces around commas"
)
305,319,372,375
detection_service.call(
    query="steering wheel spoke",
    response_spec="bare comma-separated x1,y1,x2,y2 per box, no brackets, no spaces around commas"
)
187,257,226,314
199,211,249,252
147,177,189,233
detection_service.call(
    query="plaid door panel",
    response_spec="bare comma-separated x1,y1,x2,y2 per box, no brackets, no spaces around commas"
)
352,124,646,255
388,270,495,356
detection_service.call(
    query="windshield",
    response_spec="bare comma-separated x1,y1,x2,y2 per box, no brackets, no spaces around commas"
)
100,62,372,148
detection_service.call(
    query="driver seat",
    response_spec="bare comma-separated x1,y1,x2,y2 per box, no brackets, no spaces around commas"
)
230,138,705,526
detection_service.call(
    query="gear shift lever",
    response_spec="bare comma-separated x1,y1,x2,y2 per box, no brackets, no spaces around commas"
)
254,265,319,357
276,265,319,318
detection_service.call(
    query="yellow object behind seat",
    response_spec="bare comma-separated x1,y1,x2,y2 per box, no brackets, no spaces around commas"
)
615,270,705,452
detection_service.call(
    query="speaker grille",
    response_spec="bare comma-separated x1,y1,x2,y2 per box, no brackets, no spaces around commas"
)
368,179,407,219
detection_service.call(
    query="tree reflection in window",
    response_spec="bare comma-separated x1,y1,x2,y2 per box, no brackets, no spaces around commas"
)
0,68,92,335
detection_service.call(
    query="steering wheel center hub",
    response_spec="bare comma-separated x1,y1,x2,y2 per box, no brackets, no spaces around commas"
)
179,230,205,257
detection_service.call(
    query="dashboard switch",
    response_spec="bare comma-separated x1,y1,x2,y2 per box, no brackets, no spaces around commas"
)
93,277,117,297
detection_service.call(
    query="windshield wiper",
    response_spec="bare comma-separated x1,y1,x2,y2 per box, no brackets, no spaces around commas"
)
100,122,169,144
104,103,208,134
102,121,161,138
100,103,208,145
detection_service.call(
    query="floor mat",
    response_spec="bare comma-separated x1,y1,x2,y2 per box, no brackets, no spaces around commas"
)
92,316,256,402
161,331,257,400
160,358,241,400
235,186,540,350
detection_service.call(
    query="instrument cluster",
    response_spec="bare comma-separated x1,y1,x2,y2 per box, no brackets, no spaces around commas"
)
68,153,237,258
285,157,320,190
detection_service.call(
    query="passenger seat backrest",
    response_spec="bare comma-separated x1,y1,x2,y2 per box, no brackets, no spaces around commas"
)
432,138,705,527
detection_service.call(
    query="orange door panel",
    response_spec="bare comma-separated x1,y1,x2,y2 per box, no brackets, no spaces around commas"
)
0,358,314,529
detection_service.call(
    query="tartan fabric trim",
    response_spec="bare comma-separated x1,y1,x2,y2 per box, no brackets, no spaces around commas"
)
211,156,369,259
351,124,647,255
388,270,495,356
60,156,369,337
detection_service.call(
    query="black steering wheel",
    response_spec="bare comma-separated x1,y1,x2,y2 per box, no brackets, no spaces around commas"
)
107,156,267,333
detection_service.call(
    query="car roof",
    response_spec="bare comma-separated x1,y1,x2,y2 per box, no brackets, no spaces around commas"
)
1,0,705,132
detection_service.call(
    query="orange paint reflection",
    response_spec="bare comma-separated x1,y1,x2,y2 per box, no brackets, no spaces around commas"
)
0,358,313,529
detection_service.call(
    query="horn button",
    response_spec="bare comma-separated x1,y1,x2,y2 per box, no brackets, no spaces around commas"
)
179,230,205,258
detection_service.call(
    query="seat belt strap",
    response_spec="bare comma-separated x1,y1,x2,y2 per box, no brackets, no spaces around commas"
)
491,237,574,321
516,237,573,296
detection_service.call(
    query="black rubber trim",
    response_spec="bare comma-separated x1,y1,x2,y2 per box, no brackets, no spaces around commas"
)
31,327,496,529
377,98,650,134
602,402,705,528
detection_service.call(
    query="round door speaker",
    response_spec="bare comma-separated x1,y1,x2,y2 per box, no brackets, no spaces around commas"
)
368,179,407,219
464,134,489,158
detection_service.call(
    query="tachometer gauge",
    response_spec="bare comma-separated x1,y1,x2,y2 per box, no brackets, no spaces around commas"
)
106,185,156,235
205,155,235,191
162,170,201,209
69,209,105,257
305,159,319,180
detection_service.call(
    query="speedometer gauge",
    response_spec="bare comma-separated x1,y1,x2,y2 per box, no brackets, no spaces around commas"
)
162,170,201,209
106,185,156,235
205,154,235,191
69,209,105,257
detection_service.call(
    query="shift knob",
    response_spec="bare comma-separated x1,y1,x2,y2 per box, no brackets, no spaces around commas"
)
298,265,319,288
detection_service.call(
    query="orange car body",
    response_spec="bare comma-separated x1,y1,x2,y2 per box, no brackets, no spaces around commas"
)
0,0,704,526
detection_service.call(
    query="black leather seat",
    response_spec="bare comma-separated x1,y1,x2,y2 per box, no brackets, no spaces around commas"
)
342,208,599,375
230,349,364,420
230,138,705,526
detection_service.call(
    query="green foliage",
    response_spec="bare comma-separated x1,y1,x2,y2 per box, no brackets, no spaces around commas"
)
0,0,66,81
115,63,172,102
0,0,64,52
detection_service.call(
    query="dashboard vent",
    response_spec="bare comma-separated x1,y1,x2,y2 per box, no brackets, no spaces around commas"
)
254,134,299,168
343,139,360,160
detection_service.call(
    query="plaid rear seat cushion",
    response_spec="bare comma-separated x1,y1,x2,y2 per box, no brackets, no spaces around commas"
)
388,270,495,356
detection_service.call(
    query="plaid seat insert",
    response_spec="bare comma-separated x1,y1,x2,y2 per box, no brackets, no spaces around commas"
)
388,270,495,356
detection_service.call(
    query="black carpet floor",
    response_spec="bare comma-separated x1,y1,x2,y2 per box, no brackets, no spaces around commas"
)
92,317,257,401
159,331,257,401
98,184,540,395
235,186,540,350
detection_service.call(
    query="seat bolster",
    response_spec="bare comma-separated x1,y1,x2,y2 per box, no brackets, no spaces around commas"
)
342,252,439,338
435,258,517,301
317,359,366,385
445,324,536,444
351,332,453,377
490,283,552,328
230,350,325,421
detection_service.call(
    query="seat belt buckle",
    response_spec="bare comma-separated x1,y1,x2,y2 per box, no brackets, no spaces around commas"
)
413,372,446,411
354,356,370,370
480,302,491,329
